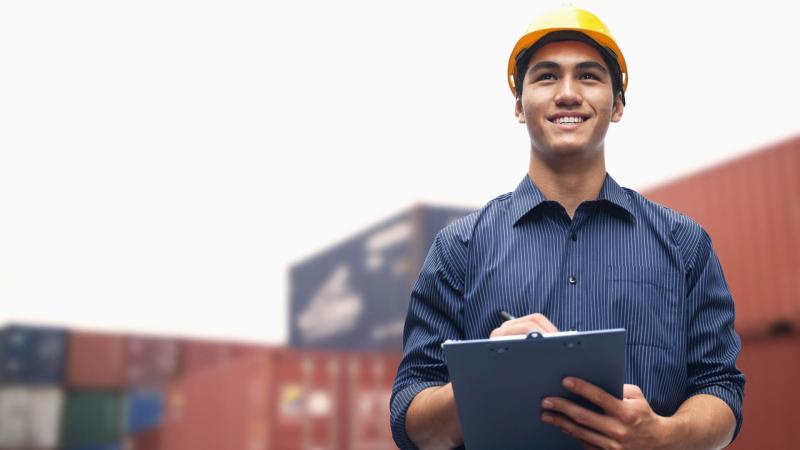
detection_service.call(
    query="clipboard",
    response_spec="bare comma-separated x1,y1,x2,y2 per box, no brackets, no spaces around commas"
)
443,329,626,450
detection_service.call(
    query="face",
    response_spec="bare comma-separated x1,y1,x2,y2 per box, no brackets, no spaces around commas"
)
514,40,624,161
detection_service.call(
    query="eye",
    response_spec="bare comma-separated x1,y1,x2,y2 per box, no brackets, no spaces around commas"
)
536,73,556,81
580,72,600,81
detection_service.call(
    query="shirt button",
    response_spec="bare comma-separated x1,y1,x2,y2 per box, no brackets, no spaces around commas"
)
570,233,577,241
568,275,577,284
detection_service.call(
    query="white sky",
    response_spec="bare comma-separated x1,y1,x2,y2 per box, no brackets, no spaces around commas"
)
0,1,797,344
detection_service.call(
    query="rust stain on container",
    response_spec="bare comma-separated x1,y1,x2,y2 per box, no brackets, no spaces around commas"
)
730,334,800,449
643,136,800,338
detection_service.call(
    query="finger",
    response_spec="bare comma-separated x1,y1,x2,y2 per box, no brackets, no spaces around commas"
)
526,313,559,333
562,377,625,417
542,396,621,439
623,384,644,399
502,313,558,332
490,322,545,337
541,412,618,449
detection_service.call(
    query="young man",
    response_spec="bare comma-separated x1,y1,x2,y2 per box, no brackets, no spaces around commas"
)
390,6,744,450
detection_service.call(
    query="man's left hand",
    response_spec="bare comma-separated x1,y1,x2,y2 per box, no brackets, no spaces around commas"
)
540,377,675,450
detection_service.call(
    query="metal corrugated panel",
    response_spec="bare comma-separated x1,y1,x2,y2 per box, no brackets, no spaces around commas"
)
0,386,63,448
0,324,67,384
643,137,800,338
729,334,800,449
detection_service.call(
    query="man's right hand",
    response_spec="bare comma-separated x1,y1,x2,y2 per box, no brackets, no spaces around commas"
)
489,312,558,337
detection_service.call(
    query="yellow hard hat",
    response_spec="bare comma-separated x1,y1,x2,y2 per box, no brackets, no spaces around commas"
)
507,5,628,97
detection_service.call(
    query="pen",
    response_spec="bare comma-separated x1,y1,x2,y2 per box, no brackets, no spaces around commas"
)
499,310,516,322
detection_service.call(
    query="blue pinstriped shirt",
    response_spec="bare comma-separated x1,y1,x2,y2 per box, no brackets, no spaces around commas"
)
390,174,744,449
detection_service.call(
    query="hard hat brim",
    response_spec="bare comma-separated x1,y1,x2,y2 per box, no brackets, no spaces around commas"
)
507,27,628,96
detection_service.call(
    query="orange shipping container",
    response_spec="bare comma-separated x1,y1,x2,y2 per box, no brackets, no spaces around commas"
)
729,334,800,450
180,339,262,375
643,136,800,338
66,331,129,389
270,350,347,450
158,351,276,450
344,353,401,450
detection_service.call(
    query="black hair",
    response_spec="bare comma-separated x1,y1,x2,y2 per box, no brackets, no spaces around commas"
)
514,30,626,106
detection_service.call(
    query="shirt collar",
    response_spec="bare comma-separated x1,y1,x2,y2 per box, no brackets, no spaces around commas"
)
510,173,636,226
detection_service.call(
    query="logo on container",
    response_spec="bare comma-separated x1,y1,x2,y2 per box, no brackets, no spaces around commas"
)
297,265,363,342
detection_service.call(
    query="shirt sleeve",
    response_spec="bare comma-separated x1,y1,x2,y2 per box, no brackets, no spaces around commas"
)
390,230,466,450
684,228,746,441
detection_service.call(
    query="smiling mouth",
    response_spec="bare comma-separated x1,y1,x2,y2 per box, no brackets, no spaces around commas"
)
548,116,589,125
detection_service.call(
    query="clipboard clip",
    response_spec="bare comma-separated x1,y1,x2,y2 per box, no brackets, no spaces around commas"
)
526,331,543,340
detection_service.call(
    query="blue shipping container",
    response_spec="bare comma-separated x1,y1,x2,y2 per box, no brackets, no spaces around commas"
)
0,324,67,384
125,388,164,433
289,204,473,352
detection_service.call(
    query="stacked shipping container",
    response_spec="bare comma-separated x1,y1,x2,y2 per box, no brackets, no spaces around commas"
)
0,324,403,450
642,135,800,449
1,136,797,449
0,325,66,449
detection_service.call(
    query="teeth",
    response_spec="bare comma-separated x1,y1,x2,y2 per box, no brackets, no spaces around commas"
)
554,116,584,124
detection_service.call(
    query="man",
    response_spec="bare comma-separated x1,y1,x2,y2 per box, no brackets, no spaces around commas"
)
390,5,744,450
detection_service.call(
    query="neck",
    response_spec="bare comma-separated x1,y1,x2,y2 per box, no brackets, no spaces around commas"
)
527,146,607,219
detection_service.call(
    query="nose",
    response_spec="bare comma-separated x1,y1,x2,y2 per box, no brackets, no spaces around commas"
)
553,78,582,107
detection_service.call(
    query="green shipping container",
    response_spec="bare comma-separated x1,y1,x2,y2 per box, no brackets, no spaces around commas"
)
61,391,123,447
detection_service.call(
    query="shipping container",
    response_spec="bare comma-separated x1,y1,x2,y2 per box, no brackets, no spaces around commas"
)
66,331,129,389
0,386,63,448
180,339,261,375
730,333,800,449
157,350,275,450
127,336,180,386
289,204,473,351
344,353,402,450
643,137,800,338
0,324,66,384
270,350,348,450
61,391,124,448
125,388,164,434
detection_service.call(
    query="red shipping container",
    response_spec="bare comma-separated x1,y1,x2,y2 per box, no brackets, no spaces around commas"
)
66,331,129,389
270,350,347,450
157,350,276,450
344,353,402,450
127,336,180,386
730,334,800,450
180,339,262,376
643,137,800,338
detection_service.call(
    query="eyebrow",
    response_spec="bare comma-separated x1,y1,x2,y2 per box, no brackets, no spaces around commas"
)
527,60,608,74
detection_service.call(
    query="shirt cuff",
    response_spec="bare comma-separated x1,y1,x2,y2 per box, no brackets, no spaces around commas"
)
690,383,744,441
390,381,447,450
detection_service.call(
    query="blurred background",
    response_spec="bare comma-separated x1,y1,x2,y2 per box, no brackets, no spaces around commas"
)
0,0,798,449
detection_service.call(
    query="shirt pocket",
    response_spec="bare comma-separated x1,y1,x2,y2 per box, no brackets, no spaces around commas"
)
606,266,681,350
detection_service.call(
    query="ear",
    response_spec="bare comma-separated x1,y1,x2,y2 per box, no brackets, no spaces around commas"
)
514,97,526,124
610,94,624,122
